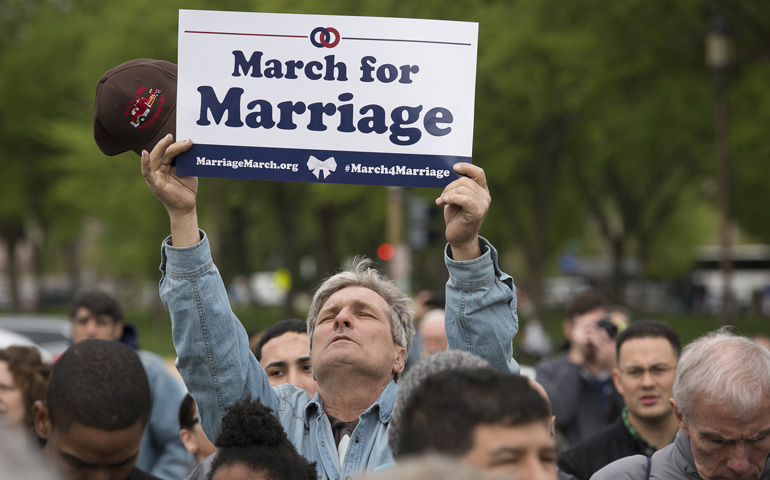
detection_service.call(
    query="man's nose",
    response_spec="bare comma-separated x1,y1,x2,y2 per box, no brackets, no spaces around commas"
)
726,443,750,474
85,320,98,336
523,457,555,480
640,370,656,386
333,308,352,329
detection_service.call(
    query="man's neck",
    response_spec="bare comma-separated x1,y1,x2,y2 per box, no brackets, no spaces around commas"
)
318,377,391,422
627,409,679,450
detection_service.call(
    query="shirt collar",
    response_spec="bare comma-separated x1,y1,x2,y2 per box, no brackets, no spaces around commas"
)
303,379,399,425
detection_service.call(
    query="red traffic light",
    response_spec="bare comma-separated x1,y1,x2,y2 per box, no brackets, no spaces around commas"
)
377,243,395,261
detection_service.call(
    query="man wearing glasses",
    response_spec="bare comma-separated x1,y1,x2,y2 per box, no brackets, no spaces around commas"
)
557,320,681,480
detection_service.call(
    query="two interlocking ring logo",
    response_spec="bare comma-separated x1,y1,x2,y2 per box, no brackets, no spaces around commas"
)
310,27,340,48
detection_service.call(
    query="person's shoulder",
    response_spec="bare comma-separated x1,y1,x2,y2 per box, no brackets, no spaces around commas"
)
558,419,632,478
185,453,215,480
136,349,166,367
590,455,648,480
127,467,164,480
535,353,570,373
565,418,627,452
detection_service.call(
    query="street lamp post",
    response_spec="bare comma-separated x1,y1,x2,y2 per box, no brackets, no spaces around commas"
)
706,13,733,323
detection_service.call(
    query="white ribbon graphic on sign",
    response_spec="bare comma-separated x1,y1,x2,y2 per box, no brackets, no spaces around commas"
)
307,156,337,179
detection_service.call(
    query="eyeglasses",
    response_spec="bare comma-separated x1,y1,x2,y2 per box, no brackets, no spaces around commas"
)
619,364,675,379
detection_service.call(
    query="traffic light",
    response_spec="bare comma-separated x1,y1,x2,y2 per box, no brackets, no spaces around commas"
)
377,243,396,261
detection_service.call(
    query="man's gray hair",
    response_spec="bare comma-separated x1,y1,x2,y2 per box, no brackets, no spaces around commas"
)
673,327,770,423
306,257,415,381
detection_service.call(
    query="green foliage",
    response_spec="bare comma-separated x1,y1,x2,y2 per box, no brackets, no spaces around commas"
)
2,0,770,313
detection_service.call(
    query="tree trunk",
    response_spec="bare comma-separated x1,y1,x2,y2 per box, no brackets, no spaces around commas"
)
275,184,298,320
609,236,625,304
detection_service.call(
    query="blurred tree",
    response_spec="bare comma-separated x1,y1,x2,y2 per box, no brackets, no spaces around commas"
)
728,1,770,243
1,0,768,319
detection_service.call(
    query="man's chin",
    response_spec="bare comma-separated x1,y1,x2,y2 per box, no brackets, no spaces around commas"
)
632,407,671,424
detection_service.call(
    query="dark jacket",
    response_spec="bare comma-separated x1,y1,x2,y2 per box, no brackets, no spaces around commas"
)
591,430,770,479
558,415,655,480
536,354,624,449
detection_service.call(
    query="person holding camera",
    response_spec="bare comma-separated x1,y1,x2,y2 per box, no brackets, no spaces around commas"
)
535,291,625,450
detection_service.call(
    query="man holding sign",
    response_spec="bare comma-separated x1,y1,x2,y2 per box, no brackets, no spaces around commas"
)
94,10,516,478
138,132,518,479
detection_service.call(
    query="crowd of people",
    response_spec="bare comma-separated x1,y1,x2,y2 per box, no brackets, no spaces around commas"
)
2,58,770,480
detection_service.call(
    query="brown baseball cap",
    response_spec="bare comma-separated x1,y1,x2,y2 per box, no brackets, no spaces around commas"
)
93,58,177,156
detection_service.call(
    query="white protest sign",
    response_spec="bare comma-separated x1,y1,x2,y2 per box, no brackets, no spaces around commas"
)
176,10,478,188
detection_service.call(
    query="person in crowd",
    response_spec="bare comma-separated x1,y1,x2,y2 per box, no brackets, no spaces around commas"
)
558,320,681,479
253,318,316,396
69,290,192,479
137,131,518,480
389,350,493,457
393,368,557,480
0,345,51,434
416,308,448,357
186,319,320,480
207,398,317,480
93,58,517,478
33,339,159,480
592,329,770,479
535,291,624,449
405,291,444,369
179,393,217,464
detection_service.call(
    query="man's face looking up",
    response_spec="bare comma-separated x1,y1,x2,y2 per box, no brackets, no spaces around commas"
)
310,286,405,384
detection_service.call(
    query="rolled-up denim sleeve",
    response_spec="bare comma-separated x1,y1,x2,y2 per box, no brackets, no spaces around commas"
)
158,231,277,443
444,236,520,374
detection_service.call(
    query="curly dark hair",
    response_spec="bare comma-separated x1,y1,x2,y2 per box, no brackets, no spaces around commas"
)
208,398,317,480
0,346,51,429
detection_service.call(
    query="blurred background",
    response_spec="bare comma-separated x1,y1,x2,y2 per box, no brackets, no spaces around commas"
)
1,0,769,357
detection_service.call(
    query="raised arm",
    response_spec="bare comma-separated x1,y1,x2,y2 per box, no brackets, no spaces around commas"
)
437,163,489,261
438,163,520,374
142,136,279,442
141,134,200,247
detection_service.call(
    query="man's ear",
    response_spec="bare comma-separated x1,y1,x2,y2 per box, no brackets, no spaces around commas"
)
670,398,689,436
393,346,406,375
33,400,51,440
612,368,624,395
179,430,197,454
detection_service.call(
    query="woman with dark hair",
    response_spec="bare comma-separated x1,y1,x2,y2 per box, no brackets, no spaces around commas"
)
0,346,51,432
208,398,317,480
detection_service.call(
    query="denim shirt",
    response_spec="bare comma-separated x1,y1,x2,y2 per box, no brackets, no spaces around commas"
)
159,231,518,479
